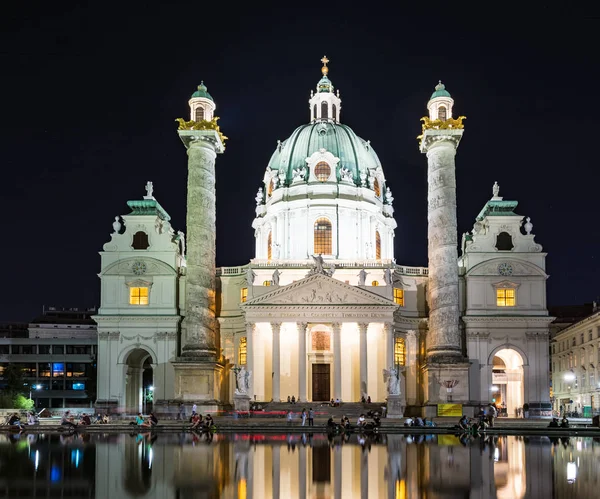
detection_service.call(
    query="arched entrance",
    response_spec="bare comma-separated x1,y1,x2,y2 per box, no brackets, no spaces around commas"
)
124,348,154,414
492,349,524,418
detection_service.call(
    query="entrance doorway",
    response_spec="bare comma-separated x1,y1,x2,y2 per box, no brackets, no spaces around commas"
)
312,364,330,401
492,349,524,418
124,348,154,413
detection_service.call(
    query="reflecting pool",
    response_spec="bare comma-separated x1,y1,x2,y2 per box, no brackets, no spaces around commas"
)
0,431,598,498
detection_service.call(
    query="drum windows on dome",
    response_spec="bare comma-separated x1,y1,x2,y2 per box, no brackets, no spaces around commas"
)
373,178,381,197
332,104,337,122
267,232,272,261
313,104,317,121
375,231,381,259
314,218,332,255
321,101,328,120
315,162,331,182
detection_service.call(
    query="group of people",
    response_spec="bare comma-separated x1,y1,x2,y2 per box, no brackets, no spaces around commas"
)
329,398,341,407
6,411,37,430
133,412,158,428
190,413,214,431
548,417,570,428
403,416,436,427
360,395,372,404
286,395,297,404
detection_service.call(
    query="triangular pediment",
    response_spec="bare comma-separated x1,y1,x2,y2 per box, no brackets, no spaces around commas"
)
242,273,397,307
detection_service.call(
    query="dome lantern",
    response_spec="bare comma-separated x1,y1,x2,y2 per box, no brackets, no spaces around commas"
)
427,81,454,122
188,81,216,122
309,56,342,123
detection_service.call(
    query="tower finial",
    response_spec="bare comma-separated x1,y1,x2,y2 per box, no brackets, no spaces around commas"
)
321,55,329,76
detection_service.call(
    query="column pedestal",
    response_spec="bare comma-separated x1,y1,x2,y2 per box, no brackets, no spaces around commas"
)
234,394,251,412
171,360,224,413
421,362,470,418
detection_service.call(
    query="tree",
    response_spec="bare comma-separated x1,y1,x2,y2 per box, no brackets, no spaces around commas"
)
14,394,34,411
3,364,25,396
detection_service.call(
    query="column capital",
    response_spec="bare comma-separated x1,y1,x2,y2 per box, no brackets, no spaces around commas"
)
245,322,256,334
358,322,369,333
271,322,282,332
298,322,308,332
331,322,342,331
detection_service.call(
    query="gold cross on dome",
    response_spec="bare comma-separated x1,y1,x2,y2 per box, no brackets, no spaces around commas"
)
321,55,329,75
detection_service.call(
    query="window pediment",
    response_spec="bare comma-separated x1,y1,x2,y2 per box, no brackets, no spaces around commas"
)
491,280,520,289
125,279,153,289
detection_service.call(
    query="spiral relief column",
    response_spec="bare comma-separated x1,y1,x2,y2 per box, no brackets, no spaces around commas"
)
171,82,227,410
419,82,470,410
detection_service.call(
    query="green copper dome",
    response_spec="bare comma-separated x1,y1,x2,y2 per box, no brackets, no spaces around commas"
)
317,75,334,93
430,81,451,100
267,122,382,185
191,81,214,101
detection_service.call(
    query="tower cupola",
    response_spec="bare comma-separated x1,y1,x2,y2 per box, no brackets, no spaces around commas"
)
309,56,342,123
427,81,454,122
188,81,216,122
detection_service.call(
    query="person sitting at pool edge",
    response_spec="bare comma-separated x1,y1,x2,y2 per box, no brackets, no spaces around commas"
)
149,413,158,427
136,413,151,428
61,411,77,428
457,415,470,431
560,417,569,428
190,413,202,429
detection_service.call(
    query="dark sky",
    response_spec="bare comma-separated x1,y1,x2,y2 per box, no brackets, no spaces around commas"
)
1,5,598,321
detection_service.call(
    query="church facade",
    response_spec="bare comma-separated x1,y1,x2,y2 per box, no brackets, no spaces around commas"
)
94,60,552,417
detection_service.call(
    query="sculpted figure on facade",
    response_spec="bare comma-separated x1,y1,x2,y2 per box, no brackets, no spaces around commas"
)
235,367,252,395
292,166,307,181
176,230,186,258
383,367,400,395
245,267,256,287
144,180,154,199
312,254,325,274
272,268,281,286
255,187,264,206
339,166,353,182
384,267,393,286
492,181,500,198
385,186,394,204
272,242,281,259
358,269,368,286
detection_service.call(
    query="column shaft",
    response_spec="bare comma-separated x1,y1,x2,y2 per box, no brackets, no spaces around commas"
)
272,323,281,402
333,323,342,400
385,322,394,369
298,323,307,402
180,138,218,360
423,136,462,362
359,323,368,398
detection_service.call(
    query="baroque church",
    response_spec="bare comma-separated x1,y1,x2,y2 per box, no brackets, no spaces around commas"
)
94,59,552,418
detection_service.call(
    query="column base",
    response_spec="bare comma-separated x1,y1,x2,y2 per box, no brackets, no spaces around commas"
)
172,358,224,408
386,395,405,419
233,394,251,412
422,361,470,405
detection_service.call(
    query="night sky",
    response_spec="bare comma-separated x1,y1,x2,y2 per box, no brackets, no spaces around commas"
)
1,6,598,321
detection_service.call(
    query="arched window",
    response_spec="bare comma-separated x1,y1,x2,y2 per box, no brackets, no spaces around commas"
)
132,231,149,250
394,337,406,366
314,218,332,254
393,288,404,306
373,178,381,197
371,281,379,286
495,232,514,251
267,179,274,197
267,232,272,261
240,288,248,303
311,331,331,351
321,101,328,120
313,104,317,121
315,161,331,182
375,231,381,259
438,105,447,121
195,106,205,121
332,104,337,122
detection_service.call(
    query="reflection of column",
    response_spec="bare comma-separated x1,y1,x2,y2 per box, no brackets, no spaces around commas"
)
246,322,255,397
384,322,394,369
359,323,368,397
334,446,342,499
272,445,280,499
299,323,308,402
299,444,307,499
360,449,369,499
333,323,342,400
272,323,281,402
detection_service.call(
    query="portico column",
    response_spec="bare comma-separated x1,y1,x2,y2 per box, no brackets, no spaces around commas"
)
384,322,394,369
333,323,342,400
299,444,307,499
246,322,255,397
272,323,282,402
358,323,368,398
298,322,308,402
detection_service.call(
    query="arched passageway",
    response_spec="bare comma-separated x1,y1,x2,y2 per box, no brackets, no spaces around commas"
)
124,348,154,414
492,349,524,417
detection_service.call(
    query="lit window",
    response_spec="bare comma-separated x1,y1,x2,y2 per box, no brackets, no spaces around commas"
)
321,101,328,120
315,162,331,182
130,287,149,305
267,180,274,197
394,337,406,366
332,104,337,121
240,287,248,303
132,231,149,250
313,104,317,120
375,231,381,259
263,281,272,286
239,337,247,365
496,288,515,307
314,218,332,254
267,232,272,261
195,106,205,121
394,288,405,306
438,105,447,121
373,178,381,197
372,281,379,286
52,363,65,377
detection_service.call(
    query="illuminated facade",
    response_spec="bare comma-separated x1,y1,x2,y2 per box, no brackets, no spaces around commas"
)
94,59,552,416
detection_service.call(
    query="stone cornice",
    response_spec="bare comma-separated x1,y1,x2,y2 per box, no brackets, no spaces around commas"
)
94,315,181,323
552,310,600,340
463,315,554,325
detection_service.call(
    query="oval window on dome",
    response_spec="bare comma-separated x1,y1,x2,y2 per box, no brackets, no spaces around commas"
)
373,178,381,197
315,162,331,182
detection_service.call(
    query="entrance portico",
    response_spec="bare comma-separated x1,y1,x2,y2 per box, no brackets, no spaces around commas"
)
241,273,397,402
